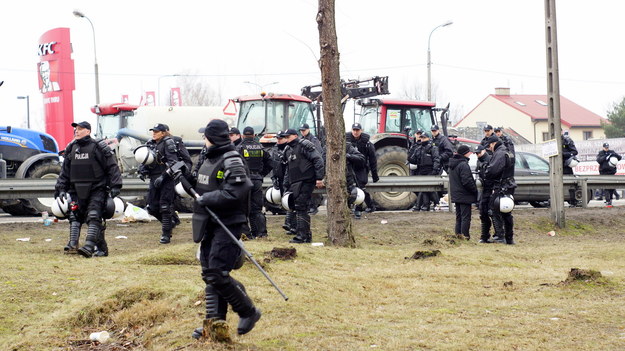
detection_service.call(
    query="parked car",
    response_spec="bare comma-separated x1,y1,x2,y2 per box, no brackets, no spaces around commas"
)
471,151,589,208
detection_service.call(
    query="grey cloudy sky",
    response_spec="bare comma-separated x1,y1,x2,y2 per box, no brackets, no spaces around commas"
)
2,0,625,133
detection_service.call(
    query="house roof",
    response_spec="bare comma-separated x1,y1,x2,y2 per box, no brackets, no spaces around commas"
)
455,94,606,128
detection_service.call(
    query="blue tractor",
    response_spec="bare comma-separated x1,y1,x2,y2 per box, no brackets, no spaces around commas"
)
0,126,62,216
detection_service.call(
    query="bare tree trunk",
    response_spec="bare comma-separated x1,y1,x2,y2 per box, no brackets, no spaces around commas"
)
317,0,355,247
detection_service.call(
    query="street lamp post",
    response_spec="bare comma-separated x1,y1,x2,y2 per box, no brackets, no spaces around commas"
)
427,21,453,102
158,74,180,106
73,10,100,105
17,96,30,129
244,81,279,92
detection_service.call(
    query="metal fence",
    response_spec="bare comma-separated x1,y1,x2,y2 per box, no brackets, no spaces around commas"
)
2,175,625,207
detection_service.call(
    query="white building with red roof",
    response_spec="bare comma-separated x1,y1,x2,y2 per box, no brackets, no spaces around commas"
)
454,88,607,144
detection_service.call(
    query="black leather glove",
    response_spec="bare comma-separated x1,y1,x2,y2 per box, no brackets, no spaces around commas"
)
372,174,380,183
139,174,146,182
196,193,210,207
153,176,164,188
110,187,121,198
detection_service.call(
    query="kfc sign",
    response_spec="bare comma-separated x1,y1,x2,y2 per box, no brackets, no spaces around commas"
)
38,28,75,147
38,42,57,56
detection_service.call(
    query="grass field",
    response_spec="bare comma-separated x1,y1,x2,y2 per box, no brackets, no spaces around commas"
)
1,207,624,350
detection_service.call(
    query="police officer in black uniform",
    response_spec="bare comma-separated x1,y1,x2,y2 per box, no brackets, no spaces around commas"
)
596,142,621,206
480,125,495,153
229,127,243,147
561,132,579,207
346,123,379,217
484,135,516,245
407,129,423,211
299,123,324,215
191,119,260,339
346,143,366,205
494,127,515,156
407,132,440,211
140,123,180,244
237,126,272,238
55,121,123,257
430,124,454,172
271,132,296,235
475,144,494,243
282,129,325,243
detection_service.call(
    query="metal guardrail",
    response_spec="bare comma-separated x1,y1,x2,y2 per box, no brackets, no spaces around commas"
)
2,175,625,201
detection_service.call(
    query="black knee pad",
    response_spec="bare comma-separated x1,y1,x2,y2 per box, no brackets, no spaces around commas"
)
201,269,230,286
160,204,172,216
87,210,101,225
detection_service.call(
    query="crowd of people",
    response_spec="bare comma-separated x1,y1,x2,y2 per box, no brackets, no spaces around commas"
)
51,118,621,341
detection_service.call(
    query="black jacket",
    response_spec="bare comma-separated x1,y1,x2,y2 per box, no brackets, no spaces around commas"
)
283,138,325,189
143,136,179,177
562,135,578,174
346,143,366,189
597,149,622,175
56,135,123,194
485,142,515,189
432,132,454,170
407,141,440,175
346,132,379,184
449,154,478,204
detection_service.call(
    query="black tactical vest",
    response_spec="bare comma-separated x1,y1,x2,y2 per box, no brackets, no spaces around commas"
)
69,141,104,183
239,140,264,174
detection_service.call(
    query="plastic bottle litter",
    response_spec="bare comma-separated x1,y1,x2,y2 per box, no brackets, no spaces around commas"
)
89,331,110,343
311,242,324,247
42,211,52,226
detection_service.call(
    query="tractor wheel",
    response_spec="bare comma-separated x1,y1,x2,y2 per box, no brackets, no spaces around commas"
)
25,162,63,214
371,146,415,210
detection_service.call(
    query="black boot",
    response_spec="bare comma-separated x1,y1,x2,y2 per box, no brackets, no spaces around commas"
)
290,211,312,243
479,216,492,243
77,220,100,258
94,221,108,257
64,220,81,252
160,207,173,244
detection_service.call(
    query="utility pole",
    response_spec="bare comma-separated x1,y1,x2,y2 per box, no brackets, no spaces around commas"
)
545,0,565,228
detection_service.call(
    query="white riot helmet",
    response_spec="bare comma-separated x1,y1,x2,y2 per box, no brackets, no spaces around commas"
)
352,187,365,206
51,193,71,219
281,192,294,211
133,145,156,165
104,197,126,219
409,163,418,170
265,187,282,205
565,156,579,168
498,194,515,213
609,156,618,168
175,181,192,198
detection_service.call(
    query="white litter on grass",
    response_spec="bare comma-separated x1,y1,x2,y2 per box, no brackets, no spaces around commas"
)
115,235,128,239
547,230,556,236
550,317,560,321
45,238,52,242
16,238,30,242
311,242,324,247
380,220,388,224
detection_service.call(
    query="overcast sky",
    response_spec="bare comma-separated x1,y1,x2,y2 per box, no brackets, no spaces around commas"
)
2,0,625,134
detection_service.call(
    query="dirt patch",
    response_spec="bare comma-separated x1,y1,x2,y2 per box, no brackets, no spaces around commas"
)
406,250,441,260
564,268,604,284
270,247,297,260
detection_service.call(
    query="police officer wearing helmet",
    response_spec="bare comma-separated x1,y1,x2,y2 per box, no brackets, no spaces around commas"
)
140,123,181,244
54,121,123,257
282,128,325,243
484,135,516,245
346,123,379,217
192,119,260,339
561,132,579,207
237,126,272,238
596,142,622,206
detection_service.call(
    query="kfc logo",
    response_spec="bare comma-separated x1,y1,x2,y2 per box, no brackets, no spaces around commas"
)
38,42,57,56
